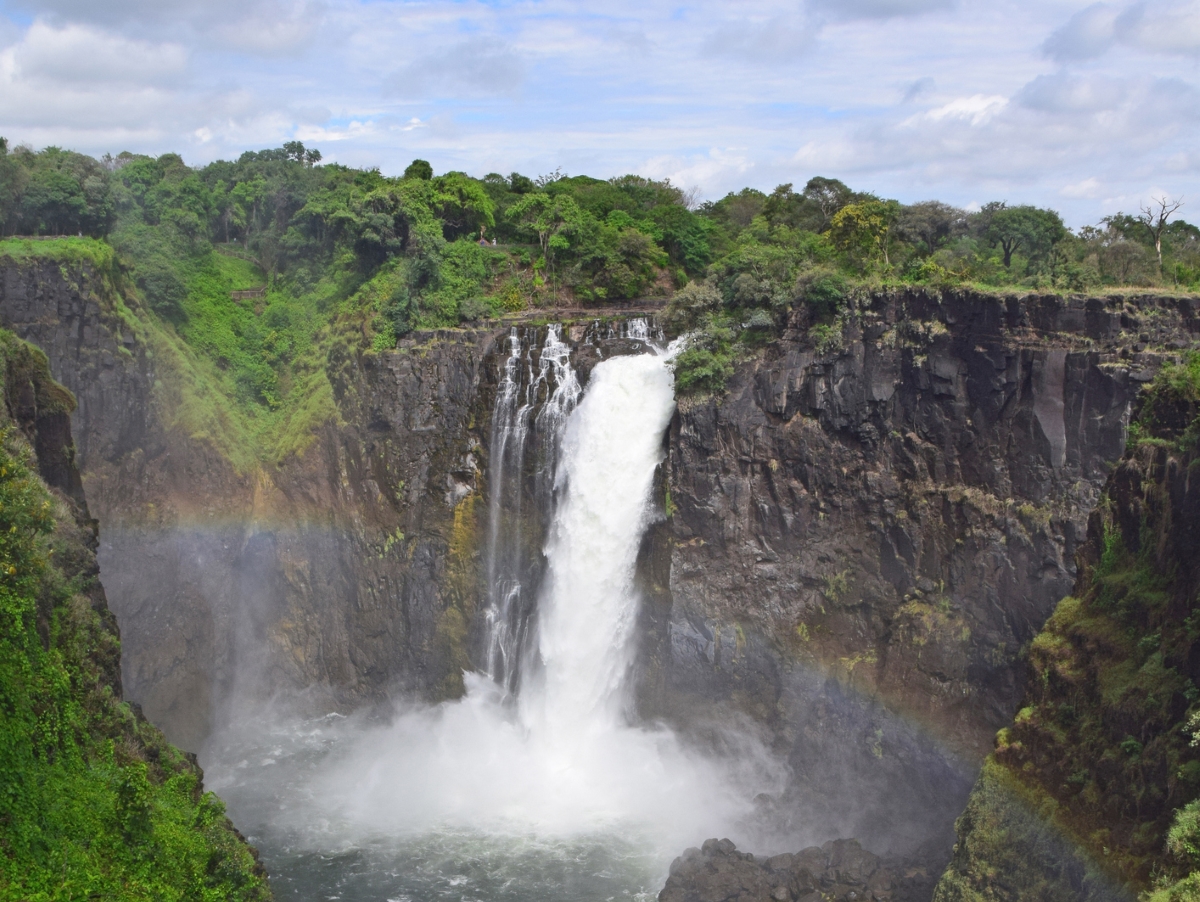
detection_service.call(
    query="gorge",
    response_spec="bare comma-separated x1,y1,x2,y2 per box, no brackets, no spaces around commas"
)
4,242,1200,899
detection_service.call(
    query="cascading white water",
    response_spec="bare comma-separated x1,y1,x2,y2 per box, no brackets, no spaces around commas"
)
482,326,581,691
520,350,674,736
205,327,783,901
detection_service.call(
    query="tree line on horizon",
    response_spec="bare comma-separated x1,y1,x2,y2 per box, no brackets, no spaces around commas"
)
1,136,1197,398
0,137,1195,295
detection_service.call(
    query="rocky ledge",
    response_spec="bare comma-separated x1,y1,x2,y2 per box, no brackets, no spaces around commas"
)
660,838,940,902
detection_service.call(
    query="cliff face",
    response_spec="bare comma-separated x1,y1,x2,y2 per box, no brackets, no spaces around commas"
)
4,254,1198,862
0,328,268,899
933,354,1200,901
645,289,1200,852
0,257,498,749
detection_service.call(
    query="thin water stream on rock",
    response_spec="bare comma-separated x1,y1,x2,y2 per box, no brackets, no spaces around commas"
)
205,325,780,901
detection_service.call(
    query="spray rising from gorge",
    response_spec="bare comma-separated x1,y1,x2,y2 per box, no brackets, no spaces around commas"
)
206,323,781,900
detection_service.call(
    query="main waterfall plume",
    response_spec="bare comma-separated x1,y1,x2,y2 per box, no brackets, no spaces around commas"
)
205,324,781,901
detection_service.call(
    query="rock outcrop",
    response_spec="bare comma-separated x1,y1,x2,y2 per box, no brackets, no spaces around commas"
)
659,837,939,902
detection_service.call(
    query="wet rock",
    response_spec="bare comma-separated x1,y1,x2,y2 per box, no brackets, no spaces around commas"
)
661,838,918,902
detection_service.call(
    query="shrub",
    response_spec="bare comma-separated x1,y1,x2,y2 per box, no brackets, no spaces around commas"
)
664,279,722,331
794,269,848,319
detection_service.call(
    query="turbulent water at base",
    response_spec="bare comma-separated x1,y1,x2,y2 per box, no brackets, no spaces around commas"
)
205,325,782,902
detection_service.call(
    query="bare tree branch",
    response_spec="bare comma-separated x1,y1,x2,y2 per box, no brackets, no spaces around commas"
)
1138,195,1184,274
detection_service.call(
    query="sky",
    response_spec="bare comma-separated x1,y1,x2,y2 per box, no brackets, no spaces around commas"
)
0,0,1197,225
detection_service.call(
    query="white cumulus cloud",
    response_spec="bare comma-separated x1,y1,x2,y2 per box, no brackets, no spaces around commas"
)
1061,177,1103,198
10,20,187,86
918,94,1009,126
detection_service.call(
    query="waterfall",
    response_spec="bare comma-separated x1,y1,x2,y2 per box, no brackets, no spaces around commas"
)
520,350,675,734
481,325,581,692
267,322,776,857
204,322,783,902
481,324,667,733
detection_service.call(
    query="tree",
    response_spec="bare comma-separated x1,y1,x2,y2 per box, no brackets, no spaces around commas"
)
507,192,585,285
803,177,854,230
700,188,767,229
430,171,495,241
762,183,824,232
349,182,437,268
404,159,433,181
829,198,901,268
508,172,534,194
281,141,322,167
21,169,87,235
649,203,713,274
1138,196,1184,274
0,138,27,235
897,201,966,255
230,177,268,243
984,204,1066,269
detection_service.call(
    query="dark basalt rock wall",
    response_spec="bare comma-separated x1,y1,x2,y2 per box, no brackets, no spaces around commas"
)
0,258,502,749
659,836,940,902
642,289,1200,854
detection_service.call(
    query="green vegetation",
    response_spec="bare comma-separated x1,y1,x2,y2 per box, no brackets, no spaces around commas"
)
936,357,1200,900
3,135,1199,441
0,331,268,901
934,759,1119,902
0,236,115,271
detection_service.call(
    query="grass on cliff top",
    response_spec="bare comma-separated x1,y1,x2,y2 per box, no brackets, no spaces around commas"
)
0,236,115,272
0,331,269,901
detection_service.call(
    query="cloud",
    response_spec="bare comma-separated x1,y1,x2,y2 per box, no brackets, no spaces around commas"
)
386,37,525,99
1117,0,1200,56
807,0,955,20
10,0,245,32
1061,176,1103,197
294,119,378,142
902,77,936,103
1043,3,1118,61
1017,73,1128,113
213,1,325,55
0,17,21,50
9,20,187,86
1045,0,1200,61
703,14,817,62
638,147,755,197
918,94,1009,126
7,0,325,54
